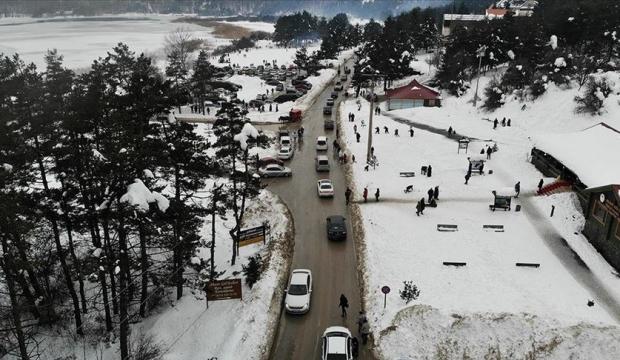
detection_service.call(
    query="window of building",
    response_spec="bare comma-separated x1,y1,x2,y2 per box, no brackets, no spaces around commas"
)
592,201,607,224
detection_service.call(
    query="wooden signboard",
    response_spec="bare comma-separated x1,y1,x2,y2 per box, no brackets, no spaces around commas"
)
206,279,242,301
238,224,266,247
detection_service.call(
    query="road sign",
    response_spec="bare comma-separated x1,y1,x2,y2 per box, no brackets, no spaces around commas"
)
381,286,390,309
206,279,242,303
238,224,267,247
458,138,469,154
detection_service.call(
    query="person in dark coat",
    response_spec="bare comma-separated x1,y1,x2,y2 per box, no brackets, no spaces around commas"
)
356,132,361,143
339,294,349,317
409,128,414,137
427,165,432,177
514,181,521,198
493,118,498,129
394,129,399,136
354,124,357,133
375,188,380,202
351,113,355,121
507,118,511,126
486,146,493,160
360,319,370,345
501,117,506,126
427,188,434,203
448,126,453,136
363,187,368,203
375,127,380,134
434,186,439,200
480,148,485,155
357,311,367,333
465,172,471,185
420,198,425,214
352,337,359,357
537,178,544,192
371,147,374,156
345,187,352,205
416,200,422,216
383,126,389,134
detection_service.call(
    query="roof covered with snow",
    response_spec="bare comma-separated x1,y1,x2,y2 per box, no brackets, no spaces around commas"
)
386,80,440,101
533,123,620,188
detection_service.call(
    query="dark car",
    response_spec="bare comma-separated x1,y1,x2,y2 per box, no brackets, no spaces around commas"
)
326,215,347,240
323,106,332,115
330,91,339,99
274,94,301,103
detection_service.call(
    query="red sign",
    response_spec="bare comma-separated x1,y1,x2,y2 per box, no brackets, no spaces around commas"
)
381,286,391,294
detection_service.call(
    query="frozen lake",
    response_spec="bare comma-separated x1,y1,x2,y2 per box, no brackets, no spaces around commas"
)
0,15,227,70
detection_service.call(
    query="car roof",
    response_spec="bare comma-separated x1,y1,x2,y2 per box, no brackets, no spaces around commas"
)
317,136,327,141
326,337,347,354
317,155,329,161
290,270,310,284
281,136,291,140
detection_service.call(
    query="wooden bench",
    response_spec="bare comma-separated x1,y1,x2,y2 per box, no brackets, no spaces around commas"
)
399,172,415,177
437,224,458,232
443,262,466,267
515,263,540,268
483,225,505,232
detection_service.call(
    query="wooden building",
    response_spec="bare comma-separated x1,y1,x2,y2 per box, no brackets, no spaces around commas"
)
385,80,441,111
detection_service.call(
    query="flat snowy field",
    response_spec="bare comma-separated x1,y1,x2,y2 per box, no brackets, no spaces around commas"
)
0,15,273,70
338,73,620,358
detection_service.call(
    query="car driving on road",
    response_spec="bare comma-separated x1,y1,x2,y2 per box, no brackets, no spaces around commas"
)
326,98,335,106
321,326,354,360
284,269,312,314
277,146,294,160
326,215,347,240
317,179,335,197
330,91,339,99
316,136,328,151
315,155,330,172
334,82,343,91
323,106,332,115
258,164,292,178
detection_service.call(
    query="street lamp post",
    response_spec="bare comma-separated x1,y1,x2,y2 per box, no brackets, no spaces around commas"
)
366,74,376,163
473,45,486,107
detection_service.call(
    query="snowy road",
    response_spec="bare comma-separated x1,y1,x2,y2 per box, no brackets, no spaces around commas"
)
265,60,375,359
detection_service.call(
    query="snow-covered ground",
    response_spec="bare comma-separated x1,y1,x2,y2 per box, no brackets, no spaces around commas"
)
0,15,230,70
213,40,320,68
338,72,620,357
223,20,275,33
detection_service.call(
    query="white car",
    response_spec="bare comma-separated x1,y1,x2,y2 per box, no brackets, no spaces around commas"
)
284,269,312,314
316,136,328,151
278,146,294,160
258,164,292,178
317,179,334,197
321,326,354,360
280,136,292,148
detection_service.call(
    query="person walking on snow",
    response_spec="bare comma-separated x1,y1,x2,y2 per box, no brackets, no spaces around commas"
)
356,132,361,143
427,188,434,203
339,294,349,317
434,186,439,200
383,126,389,134
363,187,368,203
465,172,471,185
419,198,426,214
427,165,432,177
409,128,414,137
486,146,493,160
514,181,521,198
416,200,422,216
537,178,544,193
375,188,380,202
375,126,380,134
394,129,399,136
345,187,352,205
493,118,498,129
354,124,357,133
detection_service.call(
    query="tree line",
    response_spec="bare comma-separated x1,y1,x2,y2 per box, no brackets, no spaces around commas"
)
434,0,620,112
0,41,267,359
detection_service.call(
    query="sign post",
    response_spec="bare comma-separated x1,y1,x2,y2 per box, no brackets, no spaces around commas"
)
458,138,469,154
381,286,391,309
237,224,268,248
205,279,243,309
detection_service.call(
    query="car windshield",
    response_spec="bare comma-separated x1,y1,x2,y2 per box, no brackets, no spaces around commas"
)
288,284,307,295
326,355,347,360
321,184,332,189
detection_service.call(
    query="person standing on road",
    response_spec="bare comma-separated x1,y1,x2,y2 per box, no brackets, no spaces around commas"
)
514,181,521,198
357,311,367,333
375,188,380,202
339,294,349,317
427,188,434,203
360,319,370,344
345,187,352,205
363,187,368,203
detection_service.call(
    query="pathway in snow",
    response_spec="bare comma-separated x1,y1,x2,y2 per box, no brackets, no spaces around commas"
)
386,110,620,322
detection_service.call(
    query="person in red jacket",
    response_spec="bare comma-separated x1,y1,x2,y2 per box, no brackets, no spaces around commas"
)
363,187,368,203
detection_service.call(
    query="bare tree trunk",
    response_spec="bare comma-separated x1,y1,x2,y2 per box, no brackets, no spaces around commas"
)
1,237,30,360
174,166,184,300
64,213,88,313
139,221,148,317
88,218,113,331
102,218,119,315
117,209,131,360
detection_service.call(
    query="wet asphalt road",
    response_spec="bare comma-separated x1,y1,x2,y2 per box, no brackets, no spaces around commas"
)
265,62,373,360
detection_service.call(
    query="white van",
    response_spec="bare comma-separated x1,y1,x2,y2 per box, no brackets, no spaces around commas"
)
316,136,328,151
315,155,330,172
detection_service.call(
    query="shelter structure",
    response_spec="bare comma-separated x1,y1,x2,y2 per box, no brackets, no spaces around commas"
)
385,80,441,110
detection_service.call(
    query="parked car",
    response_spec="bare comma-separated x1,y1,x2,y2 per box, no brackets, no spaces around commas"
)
274,94,301,103
302,81,312,89
315,155,330,172
331,91,339,99
334,82,343,91
249,99,264,108
340,75,347,82
324,118,334,130
280,136,292,148
323,106,332,115
284,269,312,314
258,156,284,168
276,83,284,91
266,79,280,86
277,146,294,160
326,215,347,240
326,98,335,107
278,129,290,139
321,326,353,360
317,179,334,197
316,136,328,151
259,164,292,178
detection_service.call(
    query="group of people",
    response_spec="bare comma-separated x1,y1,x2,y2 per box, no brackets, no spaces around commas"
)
415,186,439,215
337,295,371,356
361,187,380,203
493,117,512,129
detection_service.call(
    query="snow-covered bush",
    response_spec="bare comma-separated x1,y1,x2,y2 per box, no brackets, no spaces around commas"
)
530,76,548,98
399,280,421,304
574,76,612,115
242,253,263,289
483,78,505,110
132,334,164,360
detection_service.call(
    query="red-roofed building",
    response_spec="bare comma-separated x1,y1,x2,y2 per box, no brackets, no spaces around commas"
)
385,80,441,110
